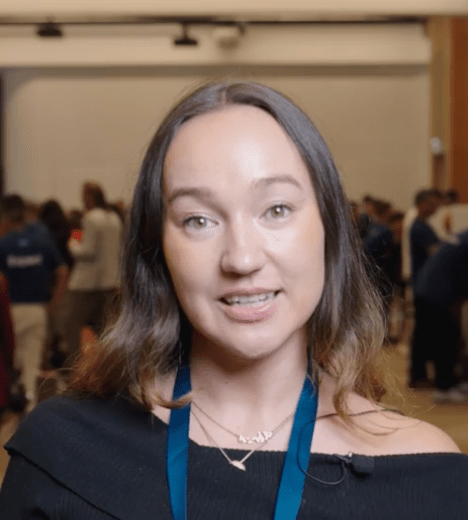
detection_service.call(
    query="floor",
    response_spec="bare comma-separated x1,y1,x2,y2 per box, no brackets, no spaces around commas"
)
1,320,468,485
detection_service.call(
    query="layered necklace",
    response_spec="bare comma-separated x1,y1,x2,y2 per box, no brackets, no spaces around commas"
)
166,364,319,520
191,399,295,444
191,404,295,471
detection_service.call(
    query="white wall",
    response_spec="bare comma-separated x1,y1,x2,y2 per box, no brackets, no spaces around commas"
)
3,24,431,211
4,69,430,211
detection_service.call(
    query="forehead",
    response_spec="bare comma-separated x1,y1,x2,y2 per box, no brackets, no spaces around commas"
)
162,105,312,194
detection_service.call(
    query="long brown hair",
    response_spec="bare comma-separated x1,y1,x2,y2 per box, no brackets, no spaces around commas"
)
68,81,387,420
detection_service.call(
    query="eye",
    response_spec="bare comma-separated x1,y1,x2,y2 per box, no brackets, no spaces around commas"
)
265,204,291,220
183,215,215,231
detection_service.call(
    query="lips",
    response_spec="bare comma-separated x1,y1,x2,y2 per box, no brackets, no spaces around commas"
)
221,291,277,307
219,290,280,322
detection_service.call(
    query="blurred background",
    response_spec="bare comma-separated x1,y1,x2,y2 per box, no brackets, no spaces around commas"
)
0,0,468,482
0,1,466,209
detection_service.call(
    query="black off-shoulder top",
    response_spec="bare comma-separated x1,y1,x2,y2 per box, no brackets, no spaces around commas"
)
1,394,467,519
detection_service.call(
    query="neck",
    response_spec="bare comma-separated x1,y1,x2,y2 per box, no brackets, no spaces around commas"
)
188,338,308,432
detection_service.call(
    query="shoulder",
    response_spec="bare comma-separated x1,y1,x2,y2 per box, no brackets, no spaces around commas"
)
359,411,461,455
5,393,165,489
410,219,426,235
5,395,95,448
3,395,170,519
113,214,123,230
315,375,460,456
403,207,418,224
83,208,102,223
104,212,123,233
413,223,439,245
6,393,153,456
315,408,461,457
0,233,16,247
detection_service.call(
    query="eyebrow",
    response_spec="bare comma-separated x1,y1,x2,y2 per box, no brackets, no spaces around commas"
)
253,174,303,191
166,174,303,204
166,187,213,204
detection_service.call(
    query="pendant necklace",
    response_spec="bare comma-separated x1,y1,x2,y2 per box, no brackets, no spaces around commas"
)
191,400,294,445
191,407,295,471
166,364,319,520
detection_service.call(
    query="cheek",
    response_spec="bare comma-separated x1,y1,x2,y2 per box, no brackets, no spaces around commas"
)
282,220,325,310
275,218,325,276
301,230,325,291
163,245,202,325
162,228,190,294
163,228,212,300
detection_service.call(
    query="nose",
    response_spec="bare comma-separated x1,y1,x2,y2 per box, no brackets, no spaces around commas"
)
220,220,266,275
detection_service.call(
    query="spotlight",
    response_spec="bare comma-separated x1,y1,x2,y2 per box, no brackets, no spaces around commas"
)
174,24,198,46
212,25,243,49
37,22,63,38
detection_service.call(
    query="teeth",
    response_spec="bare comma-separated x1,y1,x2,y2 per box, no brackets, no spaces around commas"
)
224,292,276,307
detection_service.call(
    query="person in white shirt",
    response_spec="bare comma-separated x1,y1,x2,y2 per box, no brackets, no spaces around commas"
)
64,182,122,366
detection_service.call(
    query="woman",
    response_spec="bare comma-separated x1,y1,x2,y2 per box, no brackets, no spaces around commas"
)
1,82,467,519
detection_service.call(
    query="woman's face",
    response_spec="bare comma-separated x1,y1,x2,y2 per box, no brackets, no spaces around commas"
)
162,105,325,363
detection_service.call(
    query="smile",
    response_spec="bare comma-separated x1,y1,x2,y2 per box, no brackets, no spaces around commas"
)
222,292,277,307
219,291,280,323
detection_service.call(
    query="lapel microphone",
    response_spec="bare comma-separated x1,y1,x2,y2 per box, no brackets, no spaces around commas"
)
301,453,375,486
347,454,375,476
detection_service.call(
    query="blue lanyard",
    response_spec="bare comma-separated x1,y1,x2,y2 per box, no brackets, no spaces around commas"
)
166,365,318,520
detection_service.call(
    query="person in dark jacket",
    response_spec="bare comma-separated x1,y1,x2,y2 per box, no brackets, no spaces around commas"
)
39,200,74,270
413,231,468,403
409,189,443,387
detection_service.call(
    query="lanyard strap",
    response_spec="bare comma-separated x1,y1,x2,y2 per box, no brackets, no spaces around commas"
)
273,374,317,519
167,365,318,520
166,365,191,520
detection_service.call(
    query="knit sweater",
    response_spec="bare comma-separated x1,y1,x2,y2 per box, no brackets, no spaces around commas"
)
1,394,467,519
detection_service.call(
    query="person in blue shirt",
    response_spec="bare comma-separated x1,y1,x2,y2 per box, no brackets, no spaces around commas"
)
0,195,68,410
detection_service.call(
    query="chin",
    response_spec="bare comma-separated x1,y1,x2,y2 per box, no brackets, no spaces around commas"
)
191,318,308,365
212,333,302,367
219,347,277,370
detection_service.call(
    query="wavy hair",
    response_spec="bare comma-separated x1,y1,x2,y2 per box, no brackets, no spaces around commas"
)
69,81,387,420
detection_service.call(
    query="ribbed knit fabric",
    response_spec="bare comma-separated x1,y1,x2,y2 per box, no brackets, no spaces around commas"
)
1,394,467,519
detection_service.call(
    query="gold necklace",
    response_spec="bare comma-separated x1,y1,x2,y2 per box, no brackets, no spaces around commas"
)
191,408,294,471
191,400,292,445
190,407,393,471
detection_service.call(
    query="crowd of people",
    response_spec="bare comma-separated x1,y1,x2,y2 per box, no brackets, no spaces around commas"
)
0,180,467,413
353,188,468,403
0,183,124,413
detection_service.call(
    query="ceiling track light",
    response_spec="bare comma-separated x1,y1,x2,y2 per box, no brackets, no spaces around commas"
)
173,24,198,46
212,24,245,48
37,22,63,38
